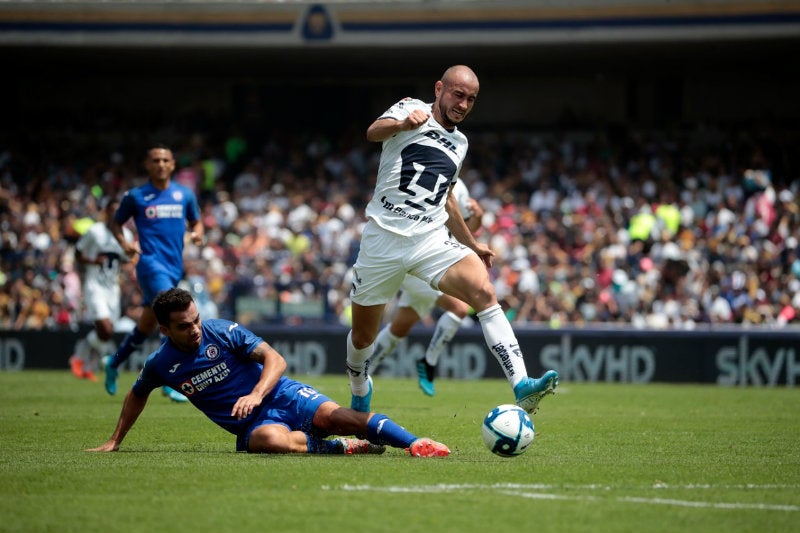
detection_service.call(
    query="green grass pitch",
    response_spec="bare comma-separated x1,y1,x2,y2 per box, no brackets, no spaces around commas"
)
1,370,798,533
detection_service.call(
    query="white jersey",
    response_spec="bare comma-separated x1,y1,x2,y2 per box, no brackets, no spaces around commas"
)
76,221,131,292
365,97,469,237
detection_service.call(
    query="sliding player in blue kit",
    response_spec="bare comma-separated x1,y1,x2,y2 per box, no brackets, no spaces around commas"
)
103,143,204,402
87,288,449,457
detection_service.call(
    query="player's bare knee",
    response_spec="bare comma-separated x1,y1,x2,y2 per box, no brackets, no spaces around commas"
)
248,425,290,453
350,329,376,349
468,283,497,311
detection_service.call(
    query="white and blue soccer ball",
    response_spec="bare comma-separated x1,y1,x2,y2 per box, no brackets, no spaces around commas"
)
481,404,535,457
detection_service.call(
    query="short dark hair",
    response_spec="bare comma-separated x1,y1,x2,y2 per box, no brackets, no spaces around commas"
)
152,288,193,326
146,142,172,157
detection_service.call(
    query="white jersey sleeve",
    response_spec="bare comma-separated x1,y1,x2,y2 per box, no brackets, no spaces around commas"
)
451,177,473,221
365,97,469,237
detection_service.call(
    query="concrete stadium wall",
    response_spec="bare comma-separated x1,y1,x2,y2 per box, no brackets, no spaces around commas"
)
3,326,797,387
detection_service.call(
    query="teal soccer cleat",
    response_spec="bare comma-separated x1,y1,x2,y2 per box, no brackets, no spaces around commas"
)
513,370,559,415
163,386,189,403
416,359,435,397
350,375,373,412
102,355,118,396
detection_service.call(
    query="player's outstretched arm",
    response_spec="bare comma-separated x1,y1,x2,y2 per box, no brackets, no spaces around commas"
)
86,389,149,452
366,109,430,142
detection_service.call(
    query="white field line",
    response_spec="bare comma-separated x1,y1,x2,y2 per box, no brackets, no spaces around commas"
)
334,483,800,512
617,496,800,512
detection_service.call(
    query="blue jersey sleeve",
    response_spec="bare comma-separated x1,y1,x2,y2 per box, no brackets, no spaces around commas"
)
211,319,264,360
132,351,164,396
114,190,137,225
184,188,200,223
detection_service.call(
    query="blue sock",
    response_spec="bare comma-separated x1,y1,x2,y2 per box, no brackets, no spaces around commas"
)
306,435,343,454
109,327,148,368
367,414,418,449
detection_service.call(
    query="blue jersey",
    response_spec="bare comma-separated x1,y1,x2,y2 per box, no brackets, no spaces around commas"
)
133,319,278,435
115,180,200,283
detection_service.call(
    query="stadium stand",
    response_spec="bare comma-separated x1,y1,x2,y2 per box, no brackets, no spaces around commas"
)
1,0,798,332
0,121,798,331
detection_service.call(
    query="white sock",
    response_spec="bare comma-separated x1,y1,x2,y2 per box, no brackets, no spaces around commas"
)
371,325,402,371
476,304,528,388
425,311,462,366
346,330,373,396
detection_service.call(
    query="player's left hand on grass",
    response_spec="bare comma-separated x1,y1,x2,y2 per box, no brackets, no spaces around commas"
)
85,440,119,452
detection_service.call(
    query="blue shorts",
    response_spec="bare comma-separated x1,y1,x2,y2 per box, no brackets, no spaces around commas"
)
236,378,332,452
137,270,181,305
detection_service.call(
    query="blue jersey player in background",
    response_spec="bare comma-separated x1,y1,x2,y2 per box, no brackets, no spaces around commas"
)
103,143,204,402
87,288,450,457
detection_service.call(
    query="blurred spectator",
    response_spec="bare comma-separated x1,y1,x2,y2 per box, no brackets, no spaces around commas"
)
0,121,797,332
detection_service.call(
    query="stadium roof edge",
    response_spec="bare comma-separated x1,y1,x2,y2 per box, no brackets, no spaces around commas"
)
1,0,799,47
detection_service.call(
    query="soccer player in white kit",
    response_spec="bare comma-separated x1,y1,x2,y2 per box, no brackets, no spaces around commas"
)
71,198,133,380
347,65,558,415
369,178,480,397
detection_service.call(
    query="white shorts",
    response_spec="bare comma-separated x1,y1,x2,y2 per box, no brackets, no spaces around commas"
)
84,284,121,322
350,220,472,307
397,275,441,318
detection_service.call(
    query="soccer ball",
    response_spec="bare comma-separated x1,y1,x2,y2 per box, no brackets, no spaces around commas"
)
481,404,535,457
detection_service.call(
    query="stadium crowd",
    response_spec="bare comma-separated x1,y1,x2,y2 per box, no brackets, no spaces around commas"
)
1,121,798,332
